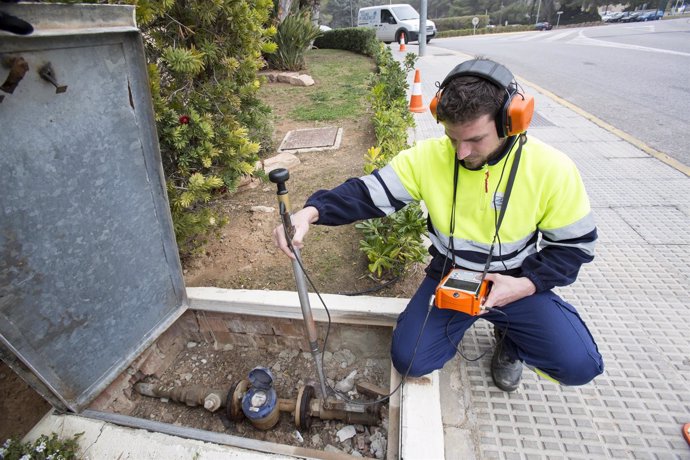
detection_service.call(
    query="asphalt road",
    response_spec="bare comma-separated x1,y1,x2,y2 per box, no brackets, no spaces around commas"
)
430,17,690,168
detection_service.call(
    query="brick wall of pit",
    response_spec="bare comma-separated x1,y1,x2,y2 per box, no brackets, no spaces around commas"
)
89,310,391,414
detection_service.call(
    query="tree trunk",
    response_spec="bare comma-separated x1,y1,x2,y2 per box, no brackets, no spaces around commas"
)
298,0,321,24
278,0,293,22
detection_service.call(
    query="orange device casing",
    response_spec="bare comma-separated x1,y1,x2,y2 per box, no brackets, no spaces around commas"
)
434,268,490,316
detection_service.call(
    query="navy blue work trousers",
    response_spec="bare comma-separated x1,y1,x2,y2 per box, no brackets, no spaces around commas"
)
390,276,604,385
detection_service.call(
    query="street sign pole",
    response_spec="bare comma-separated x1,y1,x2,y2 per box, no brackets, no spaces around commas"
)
472,16,479,35
420,0,428,56
556,11,563,27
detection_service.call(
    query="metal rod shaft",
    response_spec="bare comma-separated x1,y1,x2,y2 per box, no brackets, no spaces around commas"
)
290,246,329,399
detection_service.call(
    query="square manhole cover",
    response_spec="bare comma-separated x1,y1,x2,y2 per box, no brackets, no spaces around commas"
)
530,111,556,128
278,127,341,152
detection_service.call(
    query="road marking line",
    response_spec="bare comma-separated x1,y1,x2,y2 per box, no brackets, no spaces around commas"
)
569,30,690,57
515,33,544,41
545,30,575,41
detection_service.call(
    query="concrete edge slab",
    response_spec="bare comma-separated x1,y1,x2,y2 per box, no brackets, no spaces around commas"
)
401,373,444,459
25,412,295,459
186,287,406,327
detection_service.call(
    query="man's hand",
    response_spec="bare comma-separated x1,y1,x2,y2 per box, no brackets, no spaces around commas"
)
481,273,536,310
272,206,319,259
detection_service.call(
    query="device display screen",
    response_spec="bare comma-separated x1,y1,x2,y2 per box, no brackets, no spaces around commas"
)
442,278,480,293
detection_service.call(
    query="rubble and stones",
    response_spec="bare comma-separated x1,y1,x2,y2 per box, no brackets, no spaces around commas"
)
128,341,390,458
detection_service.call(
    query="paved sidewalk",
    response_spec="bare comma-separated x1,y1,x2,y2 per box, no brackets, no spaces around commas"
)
396,44,690,459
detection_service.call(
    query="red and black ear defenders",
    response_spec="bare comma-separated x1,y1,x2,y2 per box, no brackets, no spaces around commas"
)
429,59,535,138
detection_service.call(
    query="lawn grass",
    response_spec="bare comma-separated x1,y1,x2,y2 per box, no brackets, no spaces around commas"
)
260,49,374,123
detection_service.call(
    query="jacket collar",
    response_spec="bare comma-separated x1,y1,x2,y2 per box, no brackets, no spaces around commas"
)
460,135,519,170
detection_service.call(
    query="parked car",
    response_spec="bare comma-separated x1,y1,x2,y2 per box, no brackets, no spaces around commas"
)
535,21,553,30
621,11,643,22
357,4,437,44
639,10,663,20
319,25,332,32
605,12,626,22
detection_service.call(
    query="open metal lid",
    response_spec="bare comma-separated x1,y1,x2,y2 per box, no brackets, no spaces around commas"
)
0,4,187,411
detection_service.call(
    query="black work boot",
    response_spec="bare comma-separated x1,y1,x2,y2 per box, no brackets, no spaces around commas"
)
491,328,523,392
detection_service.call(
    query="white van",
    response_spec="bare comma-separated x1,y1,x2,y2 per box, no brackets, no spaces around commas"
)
357,4,437,44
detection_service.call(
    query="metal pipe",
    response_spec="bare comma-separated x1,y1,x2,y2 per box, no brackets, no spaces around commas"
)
278,398,296,412
137,382,381,426
134,383,226,412
309,398,380,426
279,396,379,425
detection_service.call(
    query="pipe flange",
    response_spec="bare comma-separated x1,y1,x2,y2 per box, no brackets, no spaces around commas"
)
227,379,249,422
295,384,314,431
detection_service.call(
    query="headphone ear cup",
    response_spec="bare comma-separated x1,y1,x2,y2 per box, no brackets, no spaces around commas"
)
505,94,534,136
429,92,440,120
496,94,512,138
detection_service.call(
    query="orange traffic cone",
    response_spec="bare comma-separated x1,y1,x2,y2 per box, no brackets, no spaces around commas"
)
398,32,406,52
409,69,425,113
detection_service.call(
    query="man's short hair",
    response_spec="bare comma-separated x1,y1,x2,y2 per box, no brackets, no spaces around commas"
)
436,75,505,125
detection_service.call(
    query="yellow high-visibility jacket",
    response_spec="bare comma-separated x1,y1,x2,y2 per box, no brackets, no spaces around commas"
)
306,135,597,291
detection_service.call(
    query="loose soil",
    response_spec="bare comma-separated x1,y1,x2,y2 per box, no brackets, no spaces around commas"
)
0,361,52,442
182,101,425,298
0,49,427,451
130,339,391,456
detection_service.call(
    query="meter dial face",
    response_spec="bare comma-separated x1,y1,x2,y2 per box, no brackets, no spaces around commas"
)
250,390,267,407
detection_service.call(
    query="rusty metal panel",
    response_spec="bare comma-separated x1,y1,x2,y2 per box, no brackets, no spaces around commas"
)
0,4,187,411
280,127,340,150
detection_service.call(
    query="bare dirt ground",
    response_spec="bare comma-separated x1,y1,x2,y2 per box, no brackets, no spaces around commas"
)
130,337,392,456
182,103,425,299
0,52,426,451
0,361,52,442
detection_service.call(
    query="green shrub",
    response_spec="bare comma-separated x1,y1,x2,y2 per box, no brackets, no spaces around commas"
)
356,204,427,278
558,5,602,25
434,14,490,30
313,27,378,57
267,10,323,71
40,1,276,258
437,24,533,38
357,46,426,280
131,0,276,258
1,433,83,460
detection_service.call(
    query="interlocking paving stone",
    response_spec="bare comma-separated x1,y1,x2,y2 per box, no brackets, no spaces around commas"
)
529,112,556,128
409,51,690,459
583,179,687,207
614,206,690,245
440,240,690,459
571,156,686,180
591,208,646,244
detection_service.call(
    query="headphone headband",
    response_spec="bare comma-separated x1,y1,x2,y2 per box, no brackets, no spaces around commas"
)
440,59,515,91
431,58,534,138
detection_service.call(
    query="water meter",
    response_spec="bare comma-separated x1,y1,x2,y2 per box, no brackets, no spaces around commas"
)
241,367,279,430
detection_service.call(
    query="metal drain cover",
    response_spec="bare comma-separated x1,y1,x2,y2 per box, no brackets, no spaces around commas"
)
278,127,342,153
530,111,556,128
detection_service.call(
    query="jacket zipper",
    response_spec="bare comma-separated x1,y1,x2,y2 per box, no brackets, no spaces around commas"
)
480,165,490,211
